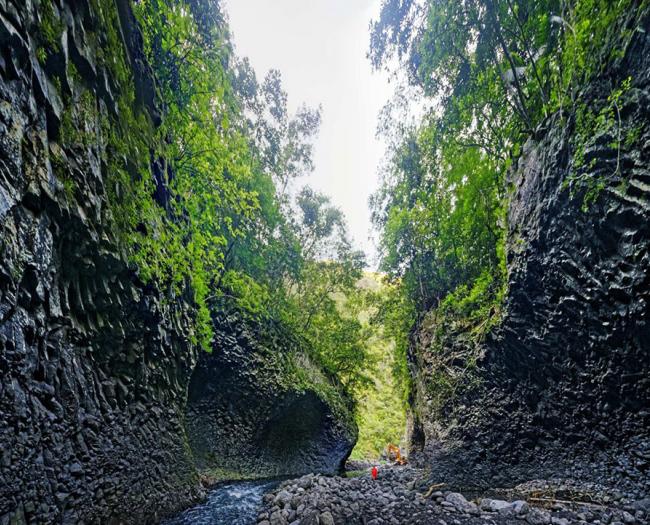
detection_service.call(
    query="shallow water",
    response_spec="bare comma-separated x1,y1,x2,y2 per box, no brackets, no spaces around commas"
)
163,479,280,525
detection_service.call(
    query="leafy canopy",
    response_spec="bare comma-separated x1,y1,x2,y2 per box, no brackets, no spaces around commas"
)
369,0,645,395
87,0,374,401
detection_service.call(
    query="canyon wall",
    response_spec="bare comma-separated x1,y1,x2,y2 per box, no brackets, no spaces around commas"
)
0,0,203,522
186,311,357,480
408,14,650,499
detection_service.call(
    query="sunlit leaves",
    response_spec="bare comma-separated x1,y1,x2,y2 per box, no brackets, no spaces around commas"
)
112,0,372,400
370,0,642,303
368,0,641,399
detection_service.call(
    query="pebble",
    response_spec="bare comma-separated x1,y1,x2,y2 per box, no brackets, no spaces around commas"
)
319,511,335,525
480,498,512,512
513,500,530,515
255,466,647,525
526,509,552,525
445,492,480,515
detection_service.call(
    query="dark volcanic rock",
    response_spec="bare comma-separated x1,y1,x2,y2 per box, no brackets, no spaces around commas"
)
0,2,360,522
0,0,202,523
186,312,357,479
408,11,650,498
255,466,643,525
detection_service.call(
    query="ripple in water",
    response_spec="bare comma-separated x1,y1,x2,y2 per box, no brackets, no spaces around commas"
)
164,480,280,525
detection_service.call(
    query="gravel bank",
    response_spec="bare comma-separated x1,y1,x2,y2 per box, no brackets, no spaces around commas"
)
256,466,650,525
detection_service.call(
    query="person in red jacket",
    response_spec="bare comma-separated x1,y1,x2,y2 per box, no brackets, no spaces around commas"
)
371,466,378,480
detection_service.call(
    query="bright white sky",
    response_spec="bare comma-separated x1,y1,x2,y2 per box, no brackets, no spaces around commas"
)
224,0,392,267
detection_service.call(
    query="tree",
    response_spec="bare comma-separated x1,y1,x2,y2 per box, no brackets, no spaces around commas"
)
369,0,643,394
126,0,372,402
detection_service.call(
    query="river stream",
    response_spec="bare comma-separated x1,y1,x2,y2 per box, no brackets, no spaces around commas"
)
163,479,280,525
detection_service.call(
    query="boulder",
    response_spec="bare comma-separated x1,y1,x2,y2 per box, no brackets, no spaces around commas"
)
444,492,480,515
479,498,512,512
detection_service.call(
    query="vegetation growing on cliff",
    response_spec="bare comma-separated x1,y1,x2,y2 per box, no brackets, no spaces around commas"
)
36,0,645,455
369,0,646,405
349,275,407,460
39,0,372,402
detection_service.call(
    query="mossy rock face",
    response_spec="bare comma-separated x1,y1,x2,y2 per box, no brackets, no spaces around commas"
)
185,311,358,479
408,16,650,497
0,0,203,523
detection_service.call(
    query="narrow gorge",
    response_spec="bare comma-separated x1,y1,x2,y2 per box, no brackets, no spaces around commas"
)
0,0,356,521
0,0,649,524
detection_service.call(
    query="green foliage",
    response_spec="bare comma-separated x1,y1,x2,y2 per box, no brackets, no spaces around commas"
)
351,275,408,460
31,0,371,401
437,269,506,342
369,0,645,406
428,274,504,412
563,77,633,210
277,188,370,399
38,0,64,53
548,1,643,111
61,177,76,202
372,135,506,311
369,279,415,407
131,0,264,349
36,47,47,64
372,0,644,128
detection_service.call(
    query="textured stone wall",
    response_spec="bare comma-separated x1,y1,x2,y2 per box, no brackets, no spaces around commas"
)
408,14,650,498
0,0,202,522
186,312,358,479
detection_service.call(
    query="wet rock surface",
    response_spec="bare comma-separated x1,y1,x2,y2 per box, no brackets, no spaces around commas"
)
407,12,650,497
0,0,202,522
256,466,650,525
186,312,357,479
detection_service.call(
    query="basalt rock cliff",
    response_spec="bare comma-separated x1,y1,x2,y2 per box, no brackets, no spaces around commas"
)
0,0,204,522
408,13,650,499
0,0,356,523
186,312,357,480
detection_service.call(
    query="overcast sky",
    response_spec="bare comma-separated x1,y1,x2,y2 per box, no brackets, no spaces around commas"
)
224,0,392,267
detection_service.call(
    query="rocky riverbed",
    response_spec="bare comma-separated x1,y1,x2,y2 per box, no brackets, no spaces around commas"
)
255,466,650,525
